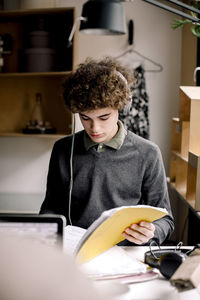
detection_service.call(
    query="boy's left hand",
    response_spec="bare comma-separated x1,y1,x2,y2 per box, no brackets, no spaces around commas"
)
123,221,155,244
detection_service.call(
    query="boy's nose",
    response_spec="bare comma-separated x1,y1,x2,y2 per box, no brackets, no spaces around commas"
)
91,121,100,132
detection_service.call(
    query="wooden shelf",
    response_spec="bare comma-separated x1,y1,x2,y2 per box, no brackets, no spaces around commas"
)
171,150,188,162
0,132,67,138
0,75,73,135
169,86,200,211
171,117,189,160
0,7,75,137
179,86,200,155
0,8,74,73
0,71,71,77
186,152,200,210
0,7,75,17
170,151,188,187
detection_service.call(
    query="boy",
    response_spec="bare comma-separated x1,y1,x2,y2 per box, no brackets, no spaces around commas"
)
40,57,174,245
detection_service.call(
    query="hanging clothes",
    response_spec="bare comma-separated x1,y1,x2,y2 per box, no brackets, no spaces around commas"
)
119,65,150,139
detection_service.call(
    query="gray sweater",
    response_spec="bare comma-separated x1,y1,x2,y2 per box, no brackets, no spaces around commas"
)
40,129,174,245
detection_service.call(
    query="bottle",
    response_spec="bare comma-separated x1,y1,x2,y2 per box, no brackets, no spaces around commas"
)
22,92,56,134
30,93,44,126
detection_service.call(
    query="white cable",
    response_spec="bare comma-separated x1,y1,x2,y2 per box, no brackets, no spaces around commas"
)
68,115,76,225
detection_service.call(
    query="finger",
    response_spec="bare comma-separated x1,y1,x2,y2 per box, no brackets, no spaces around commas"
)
130,224,155,238
122,231,149,244
125,226,151,240
139,221,155,231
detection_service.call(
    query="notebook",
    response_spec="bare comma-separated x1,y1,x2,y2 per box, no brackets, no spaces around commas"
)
0,214,66,248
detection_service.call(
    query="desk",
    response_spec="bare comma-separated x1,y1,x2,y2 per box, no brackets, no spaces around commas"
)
92,246,200,300
63,227,200,299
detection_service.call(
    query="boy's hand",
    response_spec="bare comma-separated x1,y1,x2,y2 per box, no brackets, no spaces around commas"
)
123,221,155,244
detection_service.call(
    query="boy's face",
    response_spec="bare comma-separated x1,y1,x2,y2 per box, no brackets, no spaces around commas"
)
79,107,119,143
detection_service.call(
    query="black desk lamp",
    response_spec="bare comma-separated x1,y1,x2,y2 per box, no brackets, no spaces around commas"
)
80,0,126,35
67,0,200,46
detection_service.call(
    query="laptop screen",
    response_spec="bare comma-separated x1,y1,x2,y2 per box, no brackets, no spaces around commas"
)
0,214,66,248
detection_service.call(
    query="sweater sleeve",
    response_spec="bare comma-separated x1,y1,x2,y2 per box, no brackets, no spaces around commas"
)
141,144,174,245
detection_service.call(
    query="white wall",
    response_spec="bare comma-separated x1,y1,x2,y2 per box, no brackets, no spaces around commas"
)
0,0,182,211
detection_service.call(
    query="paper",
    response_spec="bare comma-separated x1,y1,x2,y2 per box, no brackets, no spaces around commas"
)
63,225,149,283
80,245,147,279
76,205,168,263
64,225,86,255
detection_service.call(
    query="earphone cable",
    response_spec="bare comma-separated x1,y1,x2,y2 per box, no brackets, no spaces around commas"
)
68,115,76,225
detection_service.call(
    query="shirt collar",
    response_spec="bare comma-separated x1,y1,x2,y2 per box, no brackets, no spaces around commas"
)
84,120,127,151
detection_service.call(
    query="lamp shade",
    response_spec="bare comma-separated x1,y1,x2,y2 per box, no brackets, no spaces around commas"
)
79,0,126,35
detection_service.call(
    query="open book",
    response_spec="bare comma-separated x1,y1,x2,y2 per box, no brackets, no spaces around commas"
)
74,205,168,263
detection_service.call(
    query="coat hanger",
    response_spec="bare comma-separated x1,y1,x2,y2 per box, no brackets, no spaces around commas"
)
116,20,163,73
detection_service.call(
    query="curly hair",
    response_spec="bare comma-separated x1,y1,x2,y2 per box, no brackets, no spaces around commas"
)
62,57,135,113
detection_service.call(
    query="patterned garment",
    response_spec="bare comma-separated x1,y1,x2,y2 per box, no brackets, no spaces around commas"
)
119,65,150,139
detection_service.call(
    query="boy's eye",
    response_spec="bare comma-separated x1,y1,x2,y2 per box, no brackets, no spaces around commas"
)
81,116,89,120
80,114,110,121
100,117,109,120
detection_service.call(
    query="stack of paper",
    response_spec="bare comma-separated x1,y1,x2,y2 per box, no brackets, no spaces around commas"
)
80,245,147,280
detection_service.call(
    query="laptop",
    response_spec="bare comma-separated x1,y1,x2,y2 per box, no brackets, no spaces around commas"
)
0,214,66,248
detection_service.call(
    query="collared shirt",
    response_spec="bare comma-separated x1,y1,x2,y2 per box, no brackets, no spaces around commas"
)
83,120,127,152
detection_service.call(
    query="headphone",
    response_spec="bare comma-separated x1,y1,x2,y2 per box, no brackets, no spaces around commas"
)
144,245,199,279
115,70,132,114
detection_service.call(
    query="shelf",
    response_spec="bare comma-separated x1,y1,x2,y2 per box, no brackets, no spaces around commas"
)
0,71,71,77
0,7,75,136
0,76,73,134
175,156,188,194
0,7,74,73
179,86,200,155
171,118,189,159
186,152,200,211
169,183,197,216
179,86,200,121
171,150,188,163
0,7,75,17
169,152,188,194
169,86,200,212
0,132,67,138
